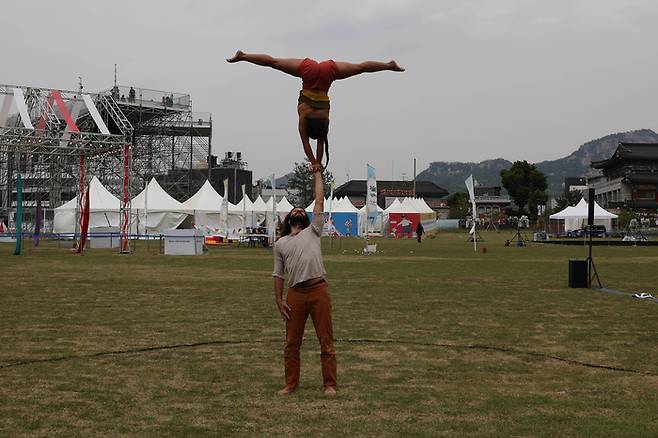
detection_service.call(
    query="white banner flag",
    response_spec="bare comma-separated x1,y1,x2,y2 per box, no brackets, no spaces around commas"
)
366,164,377,234
220,178,229,237
268,174,277,242
465,174,477,252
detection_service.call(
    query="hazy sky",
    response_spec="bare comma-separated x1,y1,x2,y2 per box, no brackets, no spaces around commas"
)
3,0,658,184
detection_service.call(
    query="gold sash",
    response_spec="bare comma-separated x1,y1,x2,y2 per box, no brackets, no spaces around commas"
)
298,90,330,109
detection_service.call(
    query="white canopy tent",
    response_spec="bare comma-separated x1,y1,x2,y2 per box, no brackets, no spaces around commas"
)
549,198,618,231
358,203,386,236
229,194,254,229
131,178,190,235
53,176,121,234
181,180,224,234
277,196,295,213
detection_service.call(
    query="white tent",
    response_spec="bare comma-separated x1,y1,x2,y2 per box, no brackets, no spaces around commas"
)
277,196,295,213
181,180,224,233
334,197,359,213
384,198,405,213
400,197,421,213
305,197,330,213
549,198,618,231
131,178,190,235
53,176,121,234
411,197,436,214
358,203,386,236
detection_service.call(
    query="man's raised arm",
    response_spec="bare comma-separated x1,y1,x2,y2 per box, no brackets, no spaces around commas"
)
313,169,324,216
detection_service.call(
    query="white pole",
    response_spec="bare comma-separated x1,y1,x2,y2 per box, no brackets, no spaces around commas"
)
242,184,246,240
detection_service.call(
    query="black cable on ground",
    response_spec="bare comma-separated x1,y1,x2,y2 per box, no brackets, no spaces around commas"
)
1,338,656,377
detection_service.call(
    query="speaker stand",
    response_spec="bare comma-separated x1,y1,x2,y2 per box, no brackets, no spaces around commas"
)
587,256,602,288
587,228,602,288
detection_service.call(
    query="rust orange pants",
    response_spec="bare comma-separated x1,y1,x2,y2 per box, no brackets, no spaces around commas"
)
284,281,336,389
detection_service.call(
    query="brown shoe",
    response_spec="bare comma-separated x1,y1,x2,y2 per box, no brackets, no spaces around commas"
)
323,386,337,396
277,386,296,396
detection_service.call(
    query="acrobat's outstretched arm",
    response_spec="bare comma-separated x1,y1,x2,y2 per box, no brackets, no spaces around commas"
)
227,50,303,77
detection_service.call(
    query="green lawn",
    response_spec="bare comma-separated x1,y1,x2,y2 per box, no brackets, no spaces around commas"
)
1,232,658,437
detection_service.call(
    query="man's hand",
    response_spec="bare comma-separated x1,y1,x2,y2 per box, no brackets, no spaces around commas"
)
310,162,324,173
277,300,292,320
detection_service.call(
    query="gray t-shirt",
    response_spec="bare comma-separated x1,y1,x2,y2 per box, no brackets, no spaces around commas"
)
273,214,326,287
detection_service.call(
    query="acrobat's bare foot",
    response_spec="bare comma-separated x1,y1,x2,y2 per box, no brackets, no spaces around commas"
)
227,50,245,63
388,60,405,72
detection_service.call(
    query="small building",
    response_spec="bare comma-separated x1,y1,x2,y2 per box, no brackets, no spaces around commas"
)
564,177,588,195
156,152,252,204
590,142,658,210
333,180,448,210
473,185,511,219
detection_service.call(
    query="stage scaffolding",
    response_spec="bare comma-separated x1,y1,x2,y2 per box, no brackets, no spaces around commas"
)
102,85,212,202
0,85,129,240
1,83,212,252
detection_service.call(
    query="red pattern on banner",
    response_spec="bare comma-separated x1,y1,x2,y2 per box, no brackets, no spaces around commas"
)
35,90,80,132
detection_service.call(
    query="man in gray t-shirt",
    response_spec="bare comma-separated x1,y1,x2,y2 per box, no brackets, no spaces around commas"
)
272,168,336,396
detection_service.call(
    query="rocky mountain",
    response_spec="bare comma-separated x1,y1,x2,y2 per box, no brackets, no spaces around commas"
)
275,172,294,188
417,129,658,195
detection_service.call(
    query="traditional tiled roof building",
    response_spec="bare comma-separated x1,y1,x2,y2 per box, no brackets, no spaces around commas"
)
590,142,658,210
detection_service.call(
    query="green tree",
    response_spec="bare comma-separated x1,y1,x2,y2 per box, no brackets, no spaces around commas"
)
500,160,548,216
286,159,334,207
551,189,582,214
446,192,469,219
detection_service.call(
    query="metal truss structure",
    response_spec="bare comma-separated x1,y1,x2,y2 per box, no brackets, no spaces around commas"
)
0,85,129,231
0,83,212,251
102,85,212,202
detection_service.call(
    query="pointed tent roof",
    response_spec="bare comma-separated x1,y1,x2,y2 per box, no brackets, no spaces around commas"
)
132,178,190,213
181,180,223,212
384,198,405,213
252,195,269,213
412,197,435,214
333,197,359,213
230,193,254,212
306,198,330,212
359,203,384,213
55,176,120,211
550,198,618,219
277,196,295,212
400,197,421,213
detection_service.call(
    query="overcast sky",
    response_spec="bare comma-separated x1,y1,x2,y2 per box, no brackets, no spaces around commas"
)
3,0,658,184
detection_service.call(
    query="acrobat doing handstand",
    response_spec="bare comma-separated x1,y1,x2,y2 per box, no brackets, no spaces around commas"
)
227,50,404,171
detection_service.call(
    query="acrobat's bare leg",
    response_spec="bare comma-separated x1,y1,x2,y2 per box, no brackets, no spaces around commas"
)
334,60,405,80
227,50,303,77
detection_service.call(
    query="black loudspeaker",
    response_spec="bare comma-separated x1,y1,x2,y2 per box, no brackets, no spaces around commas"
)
588,188,595,227
569,259,588,288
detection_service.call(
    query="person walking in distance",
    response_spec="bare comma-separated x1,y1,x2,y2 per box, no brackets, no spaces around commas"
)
272,166,336,396
227,50,404,172
416,222,424,243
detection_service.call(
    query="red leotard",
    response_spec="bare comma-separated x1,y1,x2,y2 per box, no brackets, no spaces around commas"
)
298,58,339,93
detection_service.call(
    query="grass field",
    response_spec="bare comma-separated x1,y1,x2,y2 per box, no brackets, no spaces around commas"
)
1,232,658,437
